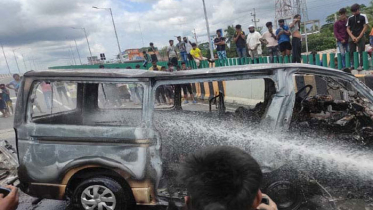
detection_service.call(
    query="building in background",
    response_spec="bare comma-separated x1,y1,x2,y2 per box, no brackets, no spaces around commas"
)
87,56,101,65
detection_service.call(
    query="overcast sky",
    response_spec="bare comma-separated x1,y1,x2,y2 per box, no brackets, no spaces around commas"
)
0,0,370,74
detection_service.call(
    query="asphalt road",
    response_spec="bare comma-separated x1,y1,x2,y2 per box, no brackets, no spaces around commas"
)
0,76,371,210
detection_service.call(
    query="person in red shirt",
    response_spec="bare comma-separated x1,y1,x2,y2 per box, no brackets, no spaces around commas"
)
334,8,349,68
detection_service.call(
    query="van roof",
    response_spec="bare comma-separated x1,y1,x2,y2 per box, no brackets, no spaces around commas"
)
24,64,350,80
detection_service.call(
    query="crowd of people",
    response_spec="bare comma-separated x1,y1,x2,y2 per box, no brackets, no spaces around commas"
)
139,3,369,71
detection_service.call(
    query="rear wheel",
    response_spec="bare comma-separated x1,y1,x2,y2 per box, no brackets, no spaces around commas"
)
71,176,135,210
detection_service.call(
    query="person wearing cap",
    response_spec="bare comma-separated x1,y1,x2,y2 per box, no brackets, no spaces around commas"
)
148,42,158,62
247,25,262,62
261,22,279,63
233,24,247,59
276,19,292,57
167,40,179,67
177,36,188,63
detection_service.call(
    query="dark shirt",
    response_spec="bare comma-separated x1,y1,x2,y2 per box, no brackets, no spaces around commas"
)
214,37,226,51
347,14,369,37
334,19,349,42
234,31,246,48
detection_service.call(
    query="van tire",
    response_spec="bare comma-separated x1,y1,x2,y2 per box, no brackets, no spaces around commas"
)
71,176,135,210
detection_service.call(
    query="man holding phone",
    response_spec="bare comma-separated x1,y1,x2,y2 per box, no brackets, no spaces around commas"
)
234,24,247,59
180,146,277,210
0,185,19,210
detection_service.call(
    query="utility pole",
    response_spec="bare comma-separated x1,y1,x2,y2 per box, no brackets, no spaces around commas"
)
12,49,21,73
138,23,145,47
202,0,214,60
1,45,11,74
251,8,260,29
92,7,123,63
193,29,198,44
74,39,82,65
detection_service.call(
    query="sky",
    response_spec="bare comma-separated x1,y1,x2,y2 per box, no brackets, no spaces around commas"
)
0,0,370,74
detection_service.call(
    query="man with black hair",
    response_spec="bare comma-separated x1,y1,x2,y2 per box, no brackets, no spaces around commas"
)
6,74,21,96
167,40,179,67
347,3,369,70
261,22,279,63
148,42,158,62
233,24,247,58
143,51,152,68
214,29,227,61
190,43,208,67
135,64,141,69
276,19,292,57
183,37,193,62
180,146,277,210
289,14,302,63
334,8,349,68
148,61,162,71
177,36,188,63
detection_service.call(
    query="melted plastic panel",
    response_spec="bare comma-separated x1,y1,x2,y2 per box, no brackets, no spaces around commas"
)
291,76,373,145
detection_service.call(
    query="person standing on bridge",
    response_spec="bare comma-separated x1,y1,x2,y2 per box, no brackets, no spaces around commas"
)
177,36,188,63
167,40,179,67
148,42,158,63
276,19,292,58
261,22,279,63
334,8,349,68
214,29,227,62
234,24,247,59
6,74,21,96
289,14,302,63
247,25,262,63
347,3,369,71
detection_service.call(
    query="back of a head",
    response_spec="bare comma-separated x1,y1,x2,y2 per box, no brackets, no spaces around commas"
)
180,146,262,210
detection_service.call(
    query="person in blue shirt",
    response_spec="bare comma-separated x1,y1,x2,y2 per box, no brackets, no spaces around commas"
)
276,19,292,57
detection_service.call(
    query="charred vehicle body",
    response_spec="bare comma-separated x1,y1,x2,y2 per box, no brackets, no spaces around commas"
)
13,64,373,210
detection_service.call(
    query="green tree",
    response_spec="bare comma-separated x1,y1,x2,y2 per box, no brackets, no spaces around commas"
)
224,25,238,58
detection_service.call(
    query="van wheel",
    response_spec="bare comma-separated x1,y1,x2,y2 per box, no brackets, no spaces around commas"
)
264,181,303,210
72,176,135,210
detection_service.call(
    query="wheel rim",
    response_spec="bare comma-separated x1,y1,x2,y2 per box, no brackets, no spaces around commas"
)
81,185,116,210
266,181,301,209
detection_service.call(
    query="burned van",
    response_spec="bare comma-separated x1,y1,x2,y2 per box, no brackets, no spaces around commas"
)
14,64,373,210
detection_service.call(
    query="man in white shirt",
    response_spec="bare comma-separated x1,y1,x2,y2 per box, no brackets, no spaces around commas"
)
247,25,262,62
261,22,279,63
167,40,179,67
